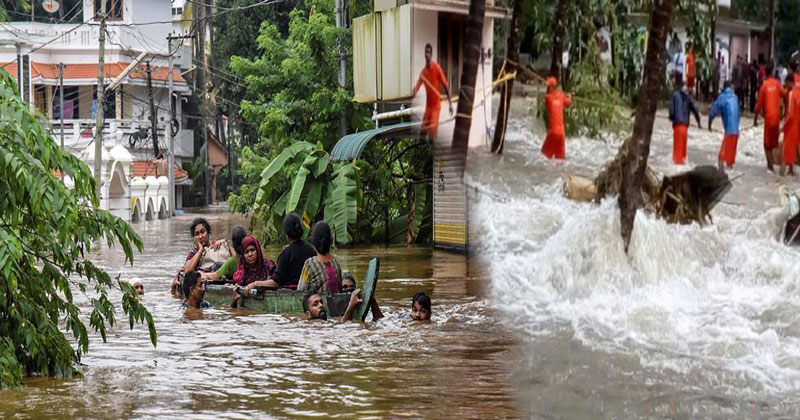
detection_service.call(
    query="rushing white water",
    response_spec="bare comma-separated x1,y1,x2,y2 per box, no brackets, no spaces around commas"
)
471,96,800,401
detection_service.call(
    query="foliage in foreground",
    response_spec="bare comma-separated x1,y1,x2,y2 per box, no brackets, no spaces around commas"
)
0,69,155,388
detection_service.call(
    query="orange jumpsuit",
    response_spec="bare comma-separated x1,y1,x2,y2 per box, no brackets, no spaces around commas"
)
756,77,784,150
783,86,800,166
686,52,696,90
541,90,572,160
414,62,449,139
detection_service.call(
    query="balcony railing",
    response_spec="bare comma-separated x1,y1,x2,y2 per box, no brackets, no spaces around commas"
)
50,118,194,158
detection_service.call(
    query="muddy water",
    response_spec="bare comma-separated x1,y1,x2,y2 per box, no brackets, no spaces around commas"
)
0,211,521,419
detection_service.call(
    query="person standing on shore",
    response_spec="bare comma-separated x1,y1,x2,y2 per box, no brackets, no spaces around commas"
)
755,64,783,172
669,74,701,165
709,81,740,171
781,76,800,176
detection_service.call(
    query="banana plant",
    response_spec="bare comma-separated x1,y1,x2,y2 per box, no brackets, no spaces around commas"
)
255,141,361,244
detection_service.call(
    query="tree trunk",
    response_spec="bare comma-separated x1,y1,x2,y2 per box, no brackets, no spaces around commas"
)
710,5,718,98
549,0,568,77
618,0,674,251
406,183,416,246
451,0,485,161
490,0,523,154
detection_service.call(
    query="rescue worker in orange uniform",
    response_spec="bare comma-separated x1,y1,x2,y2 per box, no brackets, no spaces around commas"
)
668,73,701,165
686,43,696,96
755,64,784,172
781,75,800,176
413,43,453,140
540,77,572,160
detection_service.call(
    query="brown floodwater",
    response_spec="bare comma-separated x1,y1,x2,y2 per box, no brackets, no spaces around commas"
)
0,210,523,419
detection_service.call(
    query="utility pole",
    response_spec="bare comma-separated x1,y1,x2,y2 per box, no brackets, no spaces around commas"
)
94,0,106,197
207,0,227,200
145,61,160,158
198,0,210,205
335,0,346,136
15,43,23,100
228,116,233,192
59,62,64,177
167,35,175,216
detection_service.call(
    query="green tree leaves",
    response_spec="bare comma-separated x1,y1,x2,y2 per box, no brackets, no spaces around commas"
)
0,68,155,388
253,141,360,244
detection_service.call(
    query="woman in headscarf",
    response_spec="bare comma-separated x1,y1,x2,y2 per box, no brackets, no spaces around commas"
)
233,236,276,286
231,235,276,307
297,221,342,295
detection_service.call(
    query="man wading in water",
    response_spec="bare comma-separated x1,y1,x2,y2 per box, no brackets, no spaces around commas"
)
182,271,213,310
303,290,384,322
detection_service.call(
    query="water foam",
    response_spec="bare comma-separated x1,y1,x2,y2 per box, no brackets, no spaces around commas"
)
471,106,800,396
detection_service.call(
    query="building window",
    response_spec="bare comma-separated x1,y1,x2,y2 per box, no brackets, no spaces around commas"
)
54,86,79,120
95,0,124,20
172,7,183,16
438,15,466,96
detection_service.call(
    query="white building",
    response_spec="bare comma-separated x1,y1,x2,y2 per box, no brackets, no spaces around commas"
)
0,0,196,221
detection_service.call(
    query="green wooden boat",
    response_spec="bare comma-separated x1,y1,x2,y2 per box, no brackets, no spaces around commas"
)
203,257,380,320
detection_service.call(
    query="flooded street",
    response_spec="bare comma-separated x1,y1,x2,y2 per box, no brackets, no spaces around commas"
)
0,212,520,419
468,92,800,418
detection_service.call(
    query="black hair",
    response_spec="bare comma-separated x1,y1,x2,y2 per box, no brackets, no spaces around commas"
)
412,292,432,312
302,290,320,313
183,271,201,298
342,272,355,281
190,218,211,237
425,43,432,51
231,225,247,255
283,213,304,240
310,221,332,256
767,63,775,78
723,80,733,90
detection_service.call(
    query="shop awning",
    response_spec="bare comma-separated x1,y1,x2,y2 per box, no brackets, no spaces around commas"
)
330,121,421,161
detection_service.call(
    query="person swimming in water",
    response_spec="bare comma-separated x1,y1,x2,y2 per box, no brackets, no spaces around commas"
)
133,281,144,297
341,272,356,292
411,292,432,321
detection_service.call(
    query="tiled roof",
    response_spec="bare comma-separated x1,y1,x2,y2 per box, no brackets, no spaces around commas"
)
131,160,188,180
0,61,186,83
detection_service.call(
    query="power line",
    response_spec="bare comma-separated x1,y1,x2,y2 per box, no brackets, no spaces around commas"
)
109,0,285,27
193,57,245,83
193,59,249,91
